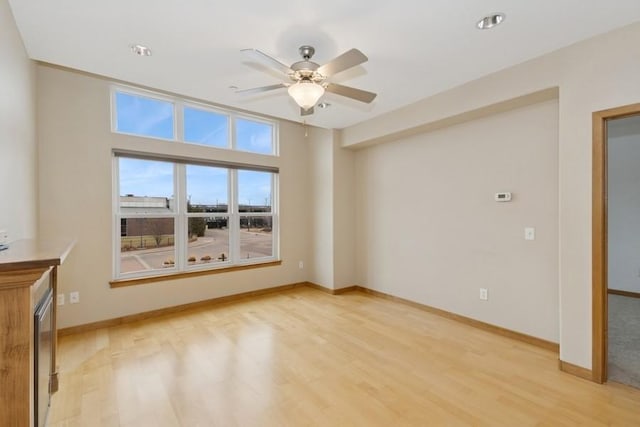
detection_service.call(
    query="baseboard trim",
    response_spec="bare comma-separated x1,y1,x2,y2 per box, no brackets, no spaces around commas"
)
354,287,560,353
59,282,306,336
559,360,594,381
608,289,640,299
304,282,359,295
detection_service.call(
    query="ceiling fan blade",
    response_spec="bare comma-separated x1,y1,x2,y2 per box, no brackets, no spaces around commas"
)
241,49,293,74
235,83,287,94
317,48,368,77
325,83,377,103
301,106,314,116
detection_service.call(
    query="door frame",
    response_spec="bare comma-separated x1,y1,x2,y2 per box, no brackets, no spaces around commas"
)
592,102,640,383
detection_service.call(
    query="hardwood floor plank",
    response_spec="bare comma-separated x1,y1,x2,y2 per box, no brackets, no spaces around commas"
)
49,287,640,426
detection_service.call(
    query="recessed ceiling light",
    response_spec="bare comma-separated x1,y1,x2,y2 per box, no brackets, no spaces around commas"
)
317,102,331,109
130,44,152,56
476,13,505,30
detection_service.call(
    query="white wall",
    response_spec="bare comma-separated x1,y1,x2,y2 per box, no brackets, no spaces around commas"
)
0,0,37,241
344,22,640,369
608,115,640,293
36,65,312,328
355,100,559,342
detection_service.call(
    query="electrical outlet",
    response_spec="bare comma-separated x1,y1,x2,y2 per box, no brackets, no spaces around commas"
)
299,261,304,269
480,288,488,301
57,294,65,306
69,291,80,304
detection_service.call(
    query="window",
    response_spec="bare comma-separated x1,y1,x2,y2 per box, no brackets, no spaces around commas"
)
238,170,273,259
236,118,274,155
115,155,277,279
112,87,279,280
186,165,230,266
112,88,276,155
117,158,176,276
114,92,175,139
183,106,229,148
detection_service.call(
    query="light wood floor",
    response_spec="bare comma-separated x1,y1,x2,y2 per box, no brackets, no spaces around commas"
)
49,287,640,426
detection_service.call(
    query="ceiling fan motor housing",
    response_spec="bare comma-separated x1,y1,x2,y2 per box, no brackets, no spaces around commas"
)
290,62,322,81
289,45,324,82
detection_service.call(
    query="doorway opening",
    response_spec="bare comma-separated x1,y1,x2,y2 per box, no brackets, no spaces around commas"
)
592,102,640,385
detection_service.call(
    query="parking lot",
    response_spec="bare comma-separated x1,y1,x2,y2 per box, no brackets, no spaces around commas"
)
120,228,272,273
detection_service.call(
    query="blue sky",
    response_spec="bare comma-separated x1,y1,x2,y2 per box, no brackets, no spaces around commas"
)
119,159,272,207
116,92,274,207
115,92,273,153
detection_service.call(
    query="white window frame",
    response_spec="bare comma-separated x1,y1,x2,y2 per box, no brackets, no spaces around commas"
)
113,153,279,280
110,88,178,142
111,85,280,280
110,85,279,156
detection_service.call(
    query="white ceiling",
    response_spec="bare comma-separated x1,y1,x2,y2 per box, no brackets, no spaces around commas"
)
8,1,640,129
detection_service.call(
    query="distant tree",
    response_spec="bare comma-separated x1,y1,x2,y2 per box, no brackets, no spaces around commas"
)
145,219,165,247
187,202,206,237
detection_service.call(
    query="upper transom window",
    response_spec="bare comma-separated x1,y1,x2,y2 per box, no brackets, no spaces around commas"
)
112,88,276,156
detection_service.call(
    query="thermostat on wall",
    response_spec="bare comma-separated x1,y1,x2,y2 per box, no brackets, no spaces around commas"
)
494,192,512,202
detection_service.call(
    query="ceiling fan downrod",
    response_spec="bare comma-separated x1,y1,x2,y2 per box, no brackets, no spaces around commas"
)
298,45,315,60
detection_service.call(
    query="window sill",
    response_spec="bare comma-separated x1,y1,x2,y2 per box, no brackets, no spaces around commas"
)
109,260,282,288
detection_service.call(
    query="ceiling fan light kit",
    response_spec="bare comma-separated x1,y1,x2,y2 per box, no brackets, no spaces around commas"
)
239,45,376,116
288,80,325,110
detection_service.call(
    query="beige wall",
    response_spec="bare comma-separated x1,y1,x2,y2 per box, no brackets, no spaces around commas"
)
37,65,312,328
0,0,37,241
308,127,335,288
355,100,560,342
332,132,356,289
345,22,640,369
308,129,357,290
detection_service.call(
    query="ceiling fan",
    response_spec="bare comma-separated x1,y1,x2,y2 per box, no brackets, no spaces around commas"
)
238,45,377,116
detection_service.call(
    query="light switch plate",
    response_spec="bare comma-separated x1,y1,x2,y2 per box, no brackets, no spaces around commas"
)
524,227,535,240
0,229,8,245
69,291,80,304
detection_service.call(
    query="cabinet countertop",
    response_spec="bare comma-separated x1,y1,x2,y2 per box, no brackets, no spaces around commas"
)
0,238,75,272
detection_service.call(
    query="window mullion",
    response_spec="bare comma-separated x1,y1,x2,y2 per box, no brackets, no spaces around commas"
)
272,172,278,259
176,163,186,270
113,155,121,278
230,169,239,264
176,101,184,142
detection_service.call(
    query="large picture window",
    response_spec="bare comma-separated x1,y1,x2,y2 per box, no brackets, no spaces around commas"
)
111,86,278,280
115,155,277,279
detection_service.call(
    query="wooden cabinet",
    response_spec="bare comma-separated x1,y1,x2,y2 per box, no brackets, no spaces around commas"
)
0,239,74,427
